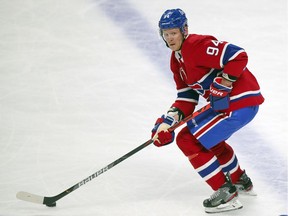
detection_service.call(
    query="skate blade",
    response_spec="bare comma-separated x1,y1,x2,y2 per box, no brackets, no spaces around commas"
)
236,185,257,196
238,189,257,196
205,197,243,214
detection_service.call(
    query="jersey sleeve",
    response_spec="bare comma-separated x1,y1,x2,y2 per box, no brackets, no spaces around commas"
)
192,39,248,82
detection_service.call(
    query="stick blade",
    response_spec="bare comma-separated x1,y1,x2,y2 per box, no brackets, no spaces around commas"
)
16,191,44,205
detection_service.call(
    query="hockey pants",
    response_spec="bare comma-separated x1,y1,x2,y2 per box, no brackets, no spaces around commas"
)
176,106,259,190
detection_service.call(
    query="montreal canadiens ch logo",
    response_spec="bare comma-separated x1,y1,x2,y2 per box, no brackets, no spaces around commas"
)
190,82,205,95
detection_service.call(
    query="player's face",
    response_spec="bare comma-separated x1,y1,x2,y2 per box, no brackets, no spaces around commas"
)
162,28,184,51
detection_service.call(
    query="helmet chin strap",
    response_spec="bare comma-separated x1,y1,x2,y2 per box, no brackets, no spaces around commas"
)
161,36,169,48
177,37,186,51
178,30,189,50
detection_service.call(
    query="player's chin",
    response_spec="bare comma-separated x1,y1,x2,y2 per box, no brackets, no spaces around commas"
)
168,44,180,51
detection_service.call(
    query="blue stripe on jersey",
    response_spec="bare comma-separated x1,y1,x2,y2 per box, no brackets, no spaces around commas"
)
198,159,220,178
222,44,244,65
177,87,199,102
188,69,222,95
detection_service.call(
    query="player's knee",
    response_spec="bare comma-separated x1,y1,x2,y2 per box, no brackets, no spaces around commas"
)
211,141,234,157
176,127,203,156
210,141,226,156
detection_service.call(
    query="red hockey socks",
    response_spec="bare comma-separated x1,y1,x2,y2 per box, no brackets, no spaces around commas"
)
176,127,244,190
188,150,226,190
177,127,226,190
210,141,243,184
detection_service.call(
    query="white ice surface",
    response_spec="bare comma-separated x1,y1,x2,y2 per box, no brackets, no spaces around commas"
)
0,0,287,215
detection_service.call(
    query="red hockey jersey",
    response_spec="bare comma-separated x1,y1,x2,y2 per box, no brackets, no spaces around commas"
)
170,34,265,117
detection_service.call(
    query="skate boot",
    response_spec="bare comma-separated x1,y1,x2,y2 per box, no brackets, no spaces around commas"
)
235,170,257,196
203,173,243,213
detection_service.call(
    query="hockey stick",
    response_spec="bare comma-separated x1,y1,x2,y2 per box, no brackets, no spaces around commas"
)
16,104,210,207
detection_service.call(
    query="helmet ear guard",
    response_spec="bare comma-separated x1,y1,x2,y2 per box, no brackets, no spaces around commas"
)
182,25,188,37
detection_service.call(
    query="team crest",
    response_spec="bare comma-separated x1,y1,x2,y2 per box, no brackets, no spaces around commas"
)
190,82,205,95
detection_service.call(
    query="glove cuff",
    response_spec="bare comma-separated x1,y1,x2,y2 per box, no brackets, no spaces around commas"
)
213,77,232,91
163,115,177,126
167,107,184,121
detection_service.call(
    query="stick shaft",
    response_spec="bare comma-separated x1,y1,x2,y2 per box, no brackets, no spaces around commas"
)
46,139,153,203
17,104,211,205
48,104,210,203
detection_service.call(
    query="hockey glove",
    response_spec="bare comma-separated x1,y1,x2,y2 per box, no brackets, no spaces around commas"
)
209,77,232,111
151,115,176,147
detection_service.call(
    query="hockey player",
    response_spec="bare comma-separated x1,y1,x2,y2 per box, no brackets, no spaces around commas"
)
151,8,264,213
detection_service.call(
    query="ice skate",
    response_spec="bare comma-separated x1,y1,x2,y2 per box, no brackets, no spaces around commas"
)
235,170,257,196
203,173,243,213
